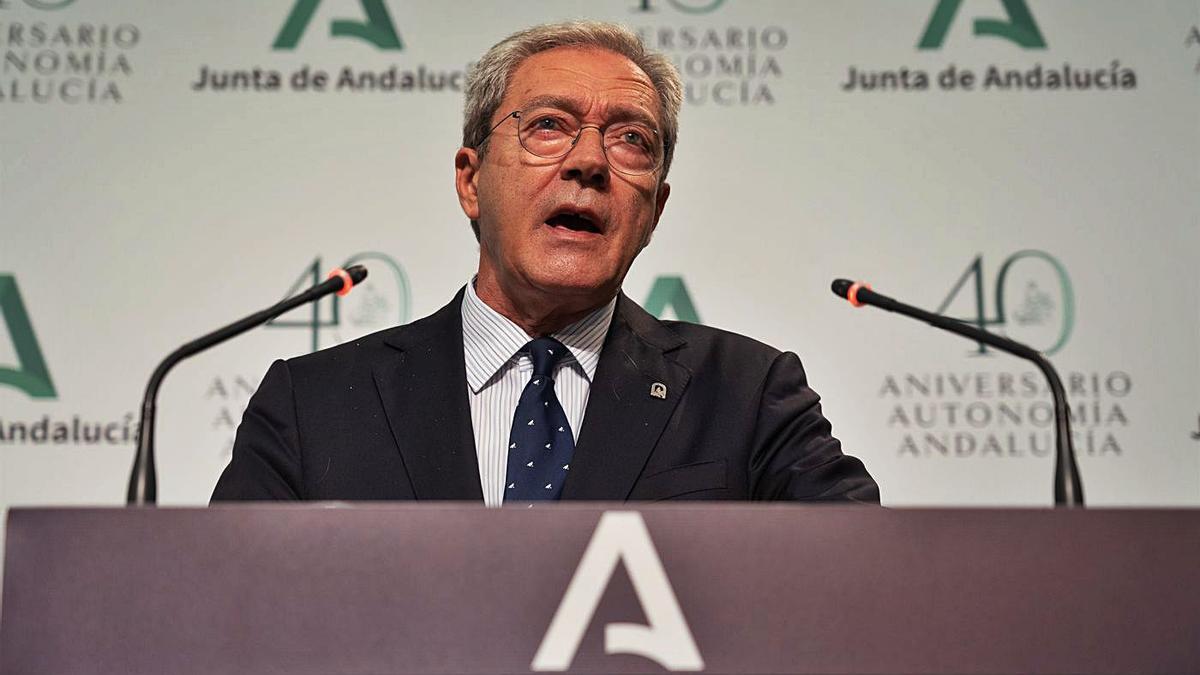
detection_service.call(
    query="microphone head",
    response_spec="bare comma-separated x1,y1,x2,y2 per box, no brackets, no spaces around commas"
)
328,266,368,297
346,265,368,285
831,278,853,299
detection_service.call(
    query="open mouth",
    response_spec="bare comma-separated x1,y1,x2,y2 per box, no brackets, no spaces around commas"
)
546,211,602,235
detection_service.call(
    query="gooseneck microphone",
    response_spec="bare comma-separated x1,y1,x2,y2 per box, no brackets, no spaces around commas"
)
831,278,1084,508
126,265,368,506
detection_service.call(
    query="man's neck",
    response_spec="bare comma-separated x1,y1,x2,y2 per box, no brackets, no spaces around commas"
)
473,274,614,337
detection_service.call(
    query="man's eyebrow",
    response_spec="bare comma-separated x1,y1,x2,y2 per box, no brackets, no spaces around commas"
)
518,94,580,113
515,94,661,131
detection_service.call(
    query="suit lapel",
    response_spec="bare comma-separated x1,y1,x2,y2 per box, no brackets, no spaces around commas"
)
372,289,483,501
562,294,690,500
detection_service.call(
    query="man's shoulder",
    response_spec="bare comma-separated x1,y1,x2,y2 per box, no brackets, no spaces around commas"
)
659,319,780,357
282,290,463,376
616,295,785,372
282,323,402,371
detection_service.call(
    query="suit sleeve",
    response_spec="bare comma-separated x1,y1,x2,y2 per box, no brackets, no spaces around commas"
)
748,351,880,503
210,359,304,501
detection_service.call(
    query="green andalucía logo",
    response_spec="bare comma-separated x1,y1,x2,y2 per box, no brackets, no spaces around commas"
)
643,276,701,323
0,275,57,399
21,0,77,9
918,0,1047,50
274,0,403,50
631,0,725,13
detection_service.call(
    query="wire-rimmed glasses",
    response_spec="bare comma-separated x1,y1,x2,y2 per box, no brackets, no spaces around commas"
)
484,107,666,176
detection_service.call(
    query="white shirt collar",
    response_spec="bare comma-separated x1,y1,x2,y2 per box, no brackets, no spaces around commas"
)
460,279,616,394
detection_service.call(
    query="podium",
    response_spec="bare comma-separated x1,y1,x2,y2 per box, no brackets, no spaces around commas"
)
3,505,1199,674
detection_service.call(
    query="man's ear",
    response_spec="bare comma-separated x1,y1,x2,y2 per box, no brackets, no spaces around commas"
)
652,181,670,229
652,180,672,224
455,147,481,220
640,181,670,249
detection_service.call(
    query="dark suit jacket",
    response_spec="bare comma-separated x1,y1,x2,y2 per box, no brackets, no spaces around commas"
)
211,290,879,503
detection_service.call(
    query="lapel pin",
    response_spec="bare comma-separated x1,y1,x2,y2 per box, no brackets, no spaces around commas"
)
649,382,667,399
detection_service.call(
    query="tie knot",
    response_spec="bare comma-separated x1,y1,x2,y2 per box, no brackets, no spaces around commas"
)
525,337,568,378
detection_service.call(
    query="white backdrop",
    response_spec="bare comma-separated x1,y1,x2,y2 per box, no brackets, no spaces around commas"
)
3,0,1199,558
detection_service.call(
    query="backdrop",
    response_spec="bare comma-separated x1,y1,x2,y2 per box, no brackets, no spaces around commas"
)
3,0,1198,551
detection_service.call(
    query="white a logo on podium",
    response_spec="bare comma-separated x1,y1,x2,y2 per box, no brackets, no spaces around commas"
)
532,511,705,671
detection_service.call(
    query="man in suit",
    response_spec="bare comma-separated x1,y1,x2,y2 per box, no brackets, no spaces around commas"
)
212,21,878,505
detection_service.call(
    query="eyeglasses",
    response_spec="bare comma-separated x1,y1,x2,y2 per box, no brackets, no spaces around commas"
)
483,107,666,177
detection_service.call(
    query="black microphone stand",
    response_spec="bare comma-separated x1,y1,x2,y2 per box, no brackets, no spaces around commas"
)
126,266,368,506
832,279,1084,507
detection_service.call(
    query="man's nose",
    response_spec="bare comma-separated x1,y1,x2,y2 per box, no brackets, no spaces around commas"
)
560,126,610,188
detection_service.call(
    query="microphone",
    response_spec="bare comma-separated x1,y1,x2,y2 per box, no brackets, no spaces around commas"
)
831,278,1084,508
126,265,368,506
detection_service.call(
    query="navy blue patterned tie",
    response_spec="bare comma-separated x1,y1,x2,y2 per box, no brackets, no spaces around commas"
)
504,337,575,502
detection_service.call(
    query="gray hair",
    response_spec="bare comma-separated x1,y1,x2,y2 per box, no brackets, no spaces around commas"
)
462,21,682,179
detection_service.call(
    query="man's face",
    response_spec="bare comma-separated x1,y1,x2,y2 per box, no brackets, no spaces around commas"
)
455,46,670,313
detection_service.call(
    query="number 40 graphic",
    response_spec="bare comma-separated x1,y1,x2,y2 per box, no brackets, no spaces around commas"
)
266,253,410,353
934,250,1074,356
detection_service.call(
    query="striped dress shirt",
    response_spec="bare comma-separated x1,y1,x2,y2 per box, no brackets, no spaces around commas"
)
461,280,616,507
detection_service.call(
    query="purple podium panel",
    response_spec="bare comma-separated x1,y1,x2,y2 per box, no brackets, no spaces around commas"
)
2,505,1199,674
